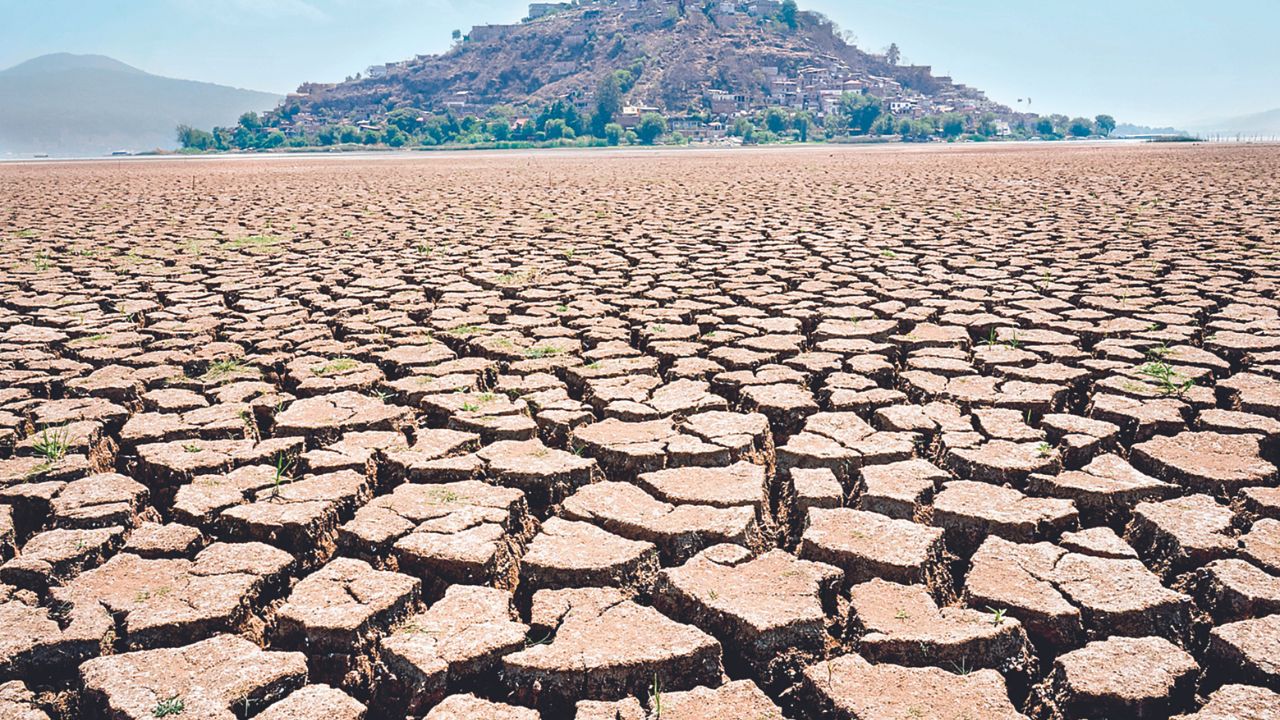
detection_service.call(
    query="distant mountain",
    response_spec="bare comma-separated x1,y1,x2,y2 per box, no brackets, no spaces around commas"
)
1113,122,1188,138
1190,108,1280,139
0,53,281,157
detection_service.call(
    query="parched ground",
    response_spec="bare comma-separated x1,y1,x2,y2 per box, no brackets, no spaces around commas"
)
0,143,1278,720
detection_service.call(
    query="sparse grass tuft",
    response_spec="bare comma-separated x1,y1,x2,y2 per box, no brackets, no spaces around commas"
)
1137,359,1194,396
224,234,285,252
69,334,108,348
32,426,72,463
524,346,562,359
269,454,295,499
200,359,248,384
311,358,359,376
153,696,184,717
427,487,462,504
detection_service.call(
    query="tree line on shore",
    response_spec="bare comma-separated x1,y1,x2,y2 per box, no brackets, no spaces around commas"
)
178,75,1116,152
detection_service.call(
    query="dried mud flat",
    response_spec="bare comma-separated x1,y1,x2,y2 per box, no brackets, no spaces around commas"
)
0,143,1278,719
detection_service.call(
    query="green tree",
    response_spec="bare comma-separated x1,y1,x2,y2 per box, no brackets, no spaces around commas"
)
1035,117,1056,138
544,119,569,139
779,0,798,29
604,123,625,146
386,108,424,135
591,72,624,137
1095,114,1116,137
238,112,263,132
262,130,286,149
794,111,812,142
839,93,883,135
637,113,667,145
870,113,897,136
488,120,511,141
977,112,998,137
764,107,790,134
885,43,901,66
941,113,966,138
384,127,409,147
1069,117,1094,137
176,125,215,151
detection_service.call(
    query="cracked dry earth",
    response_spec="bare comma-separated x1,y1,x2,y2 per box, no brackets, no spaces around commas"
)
0,143,1278,720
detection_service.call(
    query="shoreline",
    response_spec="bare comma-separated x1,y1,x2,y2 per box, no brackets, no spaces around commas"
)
0,137,1227,166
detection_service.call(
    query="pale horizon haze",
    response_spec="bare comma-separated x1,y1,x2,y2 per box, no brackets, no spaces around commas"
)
1,0,1276,128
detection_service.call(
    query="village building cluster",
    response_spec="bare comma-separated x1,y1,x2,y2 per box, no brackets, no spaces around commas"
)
274,0,1019,142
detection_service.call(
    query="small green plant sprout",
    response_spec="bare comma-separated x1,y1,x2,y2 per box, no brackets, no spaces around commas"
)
651,673,664,718
153,695,184,717
200,358,247,384
269,454,295,499
554,304,569,314
561,247,576,260
32,251,52,271
1035,442,1053,458
32,426,72,463
988,607,1008,626
895,608,910,621
524,346,562,359
523,629,553,648
182,444,202,454
224,234,284,252
1137,359,1195,397
1003,332,1022,350
985,327,1000,347
427,487,462,504
948,658,974,676
341,229,354,240
414,243,433,256
461,402,480,413
880,249,898,259
447,324,483,337
311,358,358,376
69,333,108,348
15,229,37,239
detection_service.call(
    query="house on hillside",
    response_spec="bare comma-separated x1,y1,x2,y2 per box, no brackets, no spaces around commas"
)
469,25,516,42
618,105,660,128
708,90,739,115
443,91,470,110
528,2,571,20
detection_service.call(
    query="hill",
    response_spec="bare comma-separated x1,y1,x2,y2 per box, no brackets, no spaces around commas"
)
0,53,281,157
260,0,1017,143
1190,108,1280,139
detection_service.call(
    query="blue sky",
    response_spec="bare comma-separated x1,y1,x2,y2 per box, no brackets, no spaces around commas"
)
1,0,1276,127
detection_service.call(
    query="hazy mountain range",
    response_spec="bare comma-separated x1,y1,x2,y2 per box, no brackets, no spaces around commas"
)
1189,108,1280,138
0,53,280,157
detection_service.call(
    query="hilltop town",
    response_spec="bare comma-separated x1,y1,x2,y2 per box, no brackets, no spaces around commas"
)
182,0,1111,150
